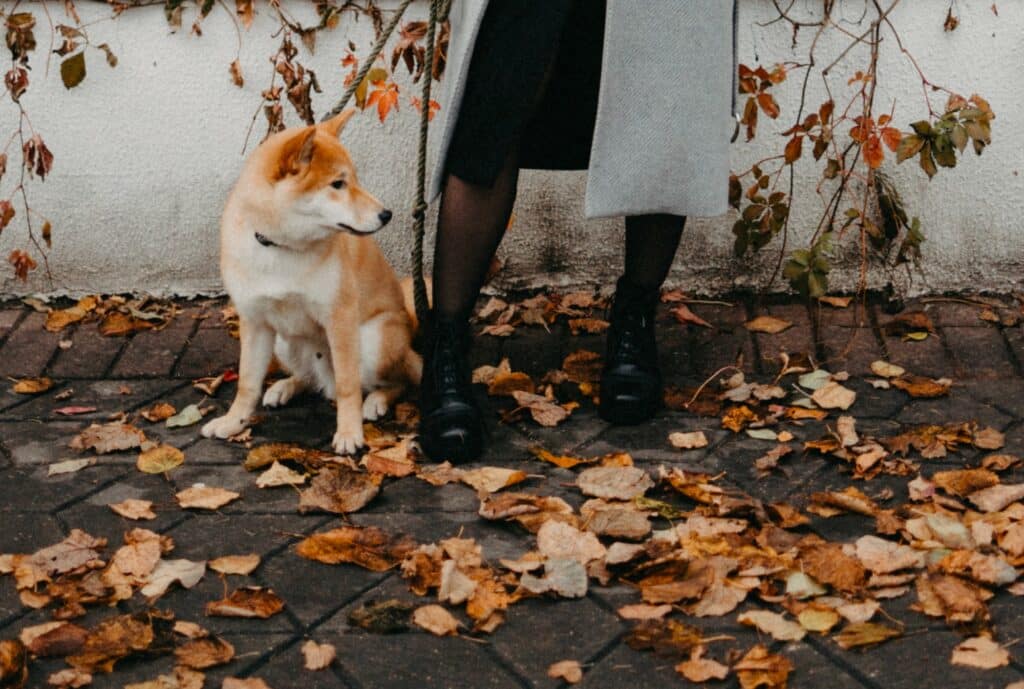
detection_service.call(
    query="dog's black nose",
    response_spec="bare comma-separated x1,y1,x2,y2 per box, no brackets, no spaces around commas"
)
378,209,393,226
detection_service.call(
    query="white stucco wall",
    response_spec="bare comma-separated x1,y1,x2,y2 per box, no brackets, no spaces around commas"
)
0,1,1021,298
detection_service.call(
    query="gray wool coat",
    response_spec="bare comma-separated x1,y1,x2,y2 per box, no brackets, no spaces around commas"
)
427,0,738,219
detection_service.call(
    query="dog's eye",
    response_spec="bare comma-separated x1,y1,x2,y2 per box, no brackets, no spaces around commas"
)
331,179,347,190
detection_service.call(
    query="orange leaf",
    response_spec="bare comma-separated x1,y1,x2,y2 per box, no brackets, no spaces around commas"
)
756,92,780,119
784,135,803,164
863,135,884,169
881,126,902,152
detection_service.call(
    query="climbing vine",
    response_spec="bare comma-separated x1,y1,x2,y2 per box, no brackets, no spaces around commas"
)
0,0,997,299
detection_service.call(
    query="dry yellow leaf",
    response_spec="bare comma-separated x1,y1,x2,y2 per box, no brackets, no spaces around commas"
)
209,554,260,576
176,485,240,510
547,660,583,684
412,605,460,636
745,315,792,334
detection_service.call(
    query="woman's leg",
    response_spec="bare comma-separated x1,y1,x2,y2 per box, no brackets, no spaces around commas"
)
432,150,520,322
599,213,686,424
417,149,520,464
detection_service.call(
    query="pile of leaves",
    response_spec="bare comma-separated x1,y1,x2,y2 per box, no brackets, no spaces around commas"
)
24,295,181,337
6,294,1024,687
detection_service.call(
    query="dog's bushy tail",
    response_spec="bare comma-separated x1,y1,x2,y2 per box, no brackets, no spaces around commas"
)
398,275,433,334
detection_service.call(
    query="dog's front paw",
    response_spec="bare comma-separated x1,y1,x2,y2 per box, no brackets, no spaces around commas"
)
201,414,250,440
332,428,365,456
361,390,389,421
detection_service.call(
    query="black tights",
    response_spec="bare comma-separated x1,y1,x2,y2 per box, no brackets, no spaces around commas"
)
432,150,686,322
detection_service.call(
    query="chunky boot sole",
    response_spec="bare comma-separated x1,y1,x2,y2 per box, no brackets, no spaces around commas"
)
598,372,662,425
419,404,485,463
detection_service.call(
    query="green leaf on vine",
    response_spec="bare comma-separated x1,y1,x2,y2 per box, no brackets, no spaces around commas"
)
61,52,86,89
784,233,832,298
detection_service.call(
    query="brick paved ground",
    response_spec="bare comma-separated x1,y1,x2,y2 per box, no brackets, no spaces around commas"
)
1,294,1024,688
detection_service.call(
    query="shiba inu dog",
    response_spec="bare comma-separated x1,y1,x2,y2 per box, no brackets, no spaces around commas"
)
201,109,422,454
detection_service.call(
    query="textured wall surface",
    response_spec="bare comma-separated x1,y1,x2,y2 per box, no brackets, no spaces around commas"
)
0,1,1021,298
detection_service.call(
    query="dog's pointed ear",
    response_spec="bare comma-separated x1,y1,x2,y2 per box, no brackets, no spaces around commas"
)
279,126,318,177
321,108,357,139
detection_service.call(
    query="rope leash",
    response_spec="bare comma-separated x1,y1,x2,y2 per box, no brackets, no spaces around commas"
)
319,0,439,327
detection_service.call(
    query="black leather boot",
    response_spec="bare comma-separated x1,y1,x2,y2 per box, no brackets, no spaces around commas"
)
418,314,485,463
598,276,663,425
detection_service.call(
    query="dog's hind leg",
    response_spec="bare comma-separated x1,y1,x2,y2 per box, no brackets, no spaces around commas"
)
263,377,306,408
263,335,316,407
362,384,404,421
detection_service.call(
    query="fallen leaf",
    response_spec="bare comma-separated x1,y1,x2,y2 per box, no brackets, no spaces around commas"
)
576,466,653,500
676,646,730,683
209,554,260,576
519,558,588,598
811,381,857,410
529,447,597,469
243,443,333,472
672,304,712,328
412,605,460,636
854,535,925,574
296,526,416,571
745,316,792,334
206,586,284,618
974,427,1006,450
222,679,272,689
568,318,609,335
48,458,96,475
969,484,1024,513
12,376,54,394
140,559,206,597
137,445,184,473
109,499,156,520
738,610,806,641
348,599,414,633
362,440,416,477
256,461,307,488
176,484,240,510
561,350,603,384
951,635,1009,670
617,604,672,620
54,406,98,416
890,375,951,398
669,431,709,449
45,297,99,332
301,640,336,670
461,467,529,494
298,466,380,514
71,422,147,454
46,668,93,688
932,468,999,497
734,645,792,689
547,660,583,684
626,619,704,656
487,371,535,397
799,543,866,593
797,605,841,633
174,636,235,669
511,390,573,427
537,521,606,564
471,357,511,385
23,529,104,583
870,360,905,378
20,621,87,657
166,404,203,428
819,295,852,308
140,403,176,422
833,622,901,649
